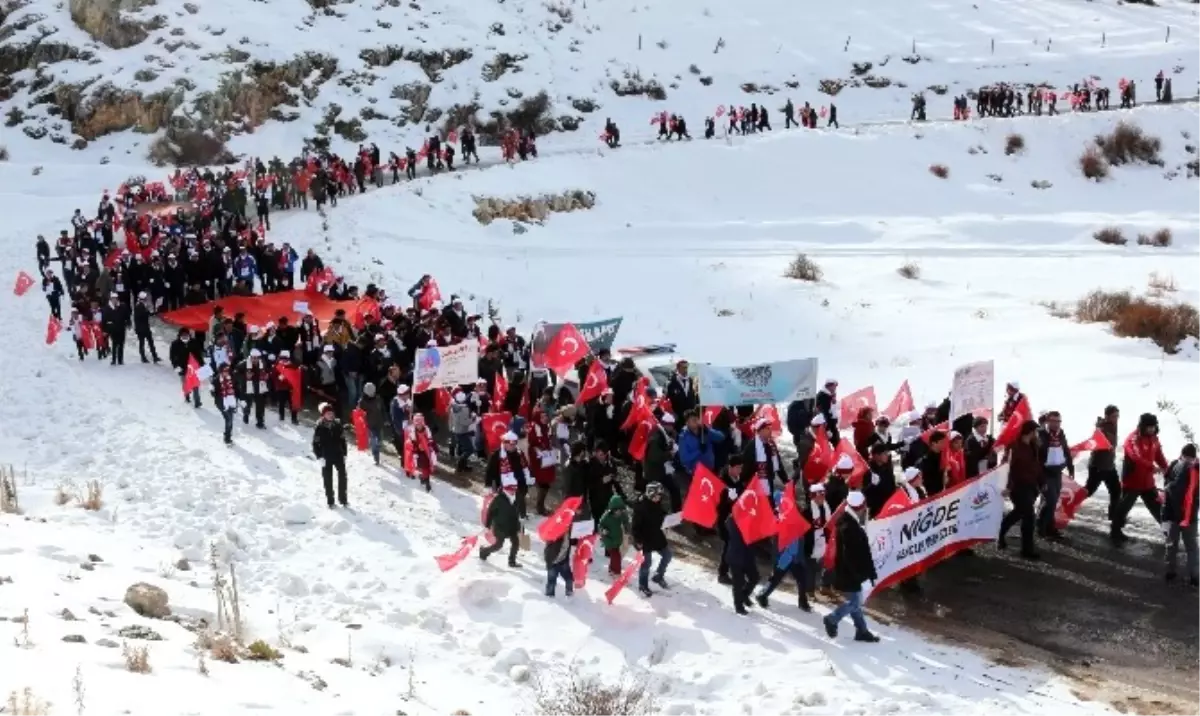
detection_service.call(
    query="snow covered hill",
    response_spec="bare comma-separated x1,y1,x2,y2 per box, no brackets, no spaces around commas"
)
1,0,1197,162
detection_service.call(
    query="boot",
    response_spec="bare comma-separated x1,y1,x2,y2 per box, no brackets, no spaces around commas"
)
754,592,769,609
853,630,880,643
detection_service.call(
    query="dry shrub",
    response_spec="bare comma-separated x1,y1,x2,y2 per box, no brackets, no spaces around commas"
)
1147,272,1177,294
122,641,152,673
0,145,9,161
200,631,240,663
534,666,658,716
1079,146,1109,180
246,639,282,661
78,480,103,511
148,128,235,167
897,261,921,279
0,465,20,514
54,482,73,506
1004,133,1025,156
1092,227,1127,246
1094,121,1163,167
1136,227,1172,247
929,163,949,178
1073,290,1198,353
783,253,822,282
5,688,50,715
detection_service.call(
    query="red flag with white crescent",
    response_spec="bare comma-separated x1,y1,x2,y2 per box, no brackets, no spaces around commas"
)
605,551,644,605
995,396,1031,448
537,496,584,543
576,360,608,405
1070,428,1113,458
731,480,778,545
880,488,914,517
838,386,877,428
13,271,35,296
481,411,512,453
881,380,914,422
542,323,590,376
681,464,722,528
621,377,651,431
45,315,63,345
572,533,598,589
434,534,480,572
776,481,812,548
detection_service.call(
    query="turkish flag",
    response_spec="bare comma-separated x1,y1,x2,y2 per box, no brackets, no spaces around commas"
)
1182,463,1198,529
183,355,202,396
605,551,644,605
537,495,583,543
45,315,62,345
621,377,651,431
1053,477,1088,530
13,271,35,296
494,372,509,407
732,480,778,545
576,360,608,405
821,502,848,571
305,266,334,294
81,322,99,351
838,386,877,428
351,408,369,451
834,438,870,488
776,481,812,548
448,129,459,144
628,415,657,462
879,488,915,517
803,425,834,484
277,363,303,412
681,464,722,528
995,396,1031,448
919,420,950,444
572,533,598,589
353,296,381,330
701,406,721,427
418,278,442,310
542,323,590,376
434,534,480,572
434,388,452,418
751,404,782,437
942,446,966,488
481,411,512,452
881,380,915,422
1070,428,1113,458
105,246,125,270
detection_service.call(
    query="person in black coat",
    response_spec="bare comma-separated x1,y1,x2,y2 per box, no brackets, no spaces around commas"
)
815,381,840,444
100,294,129,366
723,512,759,615
665,361,697,420
586,442,623,520
1085,405,1121,520
485,435,531,518
918,431,948,495
312,402,349,509
964,416,996,479
822,491,879,642
715,454,748,584
43,269,64,320
1162,444,1198,585
631,483,671,596
169,328,201,407
132,293,160,364
863,444,896,517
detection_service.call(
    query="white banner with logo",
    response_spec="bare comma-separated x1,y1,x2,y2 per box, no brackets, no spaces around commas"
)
413,341,479,393
863,465,1007,599
950,359,994,422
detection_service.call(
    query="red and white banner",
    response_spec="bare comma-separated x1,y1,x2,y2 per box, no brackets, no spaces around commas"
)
862,465,1008,600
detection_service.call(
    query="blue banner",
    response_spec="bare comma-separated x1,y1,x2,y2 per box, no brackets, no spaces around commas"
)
696,358,819,405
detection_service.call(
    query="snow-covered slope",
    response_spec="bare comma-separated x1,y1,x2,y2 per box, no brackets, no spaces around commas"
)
1,0,1197,162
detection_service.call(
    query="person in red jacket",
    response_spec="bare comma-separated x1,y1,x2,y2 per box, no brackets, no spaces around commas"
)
1112,413,1169,543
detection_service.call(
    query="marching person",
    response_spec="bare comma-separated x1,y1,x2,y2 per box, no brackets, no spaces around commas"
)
754,489,812,613
724,500,760,615
822,491,880,643
313,402,350,508
632,481,672,596
215,363,238,445
1036,411,1073,540
1085,405,1121,521
358,382,387,465
238,349,271,429
1112,413,1168,542
1162,444,1198,586
132,292,160,364
480,471,523,568
998,420,1042,559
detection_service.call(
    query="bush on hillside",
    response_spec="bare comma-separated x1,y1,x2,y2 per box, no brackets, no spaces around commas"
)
929,163,949,178
148,128,235,167
897,261,921,279
1092,227,1127,246
533,666,657,716
784,253,822,282
1094,121,1163,167
1070,290,1198,353
0,145,8,161
1004,133,1025,156
1079,146,1110,180
1136,228,1173,247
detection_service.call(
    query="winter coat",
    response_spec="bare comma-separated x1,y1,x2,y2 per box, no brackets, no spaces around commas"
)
543,535,571,566
485,491,521,538
832,510,876,592
169,338,191,371
1122,431,1168,491
100,302,128,335
642,427,675,488
815,389,840,444
1162,459,1199,524
864,461,896,517
587,458,623,520
389,397,412,433
722,514,756,569
312,418,348,462
965,432,996,478
485,447,529,491
1088,418,1119,473
665,373,697,416
597,494,629,550
527,419,557,487
1036,427,1074,474
358,395,386,432
630,496,668,552
678,426,723,477
133,302,153,337
919,449,946,495
448,402,474,434
1007,439,1041,489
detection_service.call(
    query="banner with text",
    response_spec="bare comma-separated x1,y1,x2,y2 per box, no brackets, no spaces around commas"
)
950,359,994,422
531,317,624,366
414,341,479,393
696,357,819,406
863,465,1007,600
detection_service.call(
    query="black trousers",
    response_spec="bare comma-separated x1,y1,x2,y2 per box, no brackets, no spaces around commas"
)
242,394,267,426
481,534,520,564
137,333,159,361
999,483,1038,552
321,459,348,506
730,562,760,608
1114,489,1162,529
109,331,126,364
1085,467,1121,521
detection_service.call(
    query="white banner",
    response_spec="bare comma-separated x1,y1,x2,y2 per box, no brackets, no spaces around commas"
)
950,359,994,422
863,465,1007,599
413,341,479,393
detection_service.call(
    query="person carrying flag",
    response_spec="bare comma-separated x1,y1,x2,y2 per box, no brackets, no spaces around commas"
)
822,491,880,643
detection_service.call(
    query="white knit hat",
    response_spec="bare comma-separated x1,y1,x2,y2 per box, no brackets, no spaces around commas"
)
835,454,854,471
846,491,866,508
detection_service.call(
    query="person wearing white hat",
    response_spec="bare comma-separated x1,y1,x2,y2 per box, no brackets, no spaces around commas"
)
389,385,413,455
822,453,855,509
313,401,350,509
741,416,789,507
238,348,271,429
803,482,834,593
405,413,437,493
448,390,476,473
999,380,1026,424
486,430,531,521
132,289,161,364
480,461,524,569
642,411,681,512
897,466,927,502
822,490,880,643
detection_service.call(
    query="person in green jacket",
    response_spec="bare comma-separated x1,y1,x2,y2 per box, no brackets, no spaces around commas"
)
598,494,630,576
480,483,522,568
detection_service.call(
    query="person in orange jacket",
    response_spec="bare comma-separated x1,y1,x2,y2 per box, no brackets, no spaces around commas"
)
1112,413,1169,542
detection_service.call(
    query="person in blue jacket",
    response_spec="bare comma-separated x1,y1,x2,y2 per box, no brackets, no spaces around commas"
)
754,489,812,612
233,250,257,293
678,409,725,478
279,242,300,290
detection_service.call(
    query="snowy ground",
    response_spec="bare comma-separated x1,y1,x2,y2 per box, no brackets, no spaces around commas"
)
2,94,1197,713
